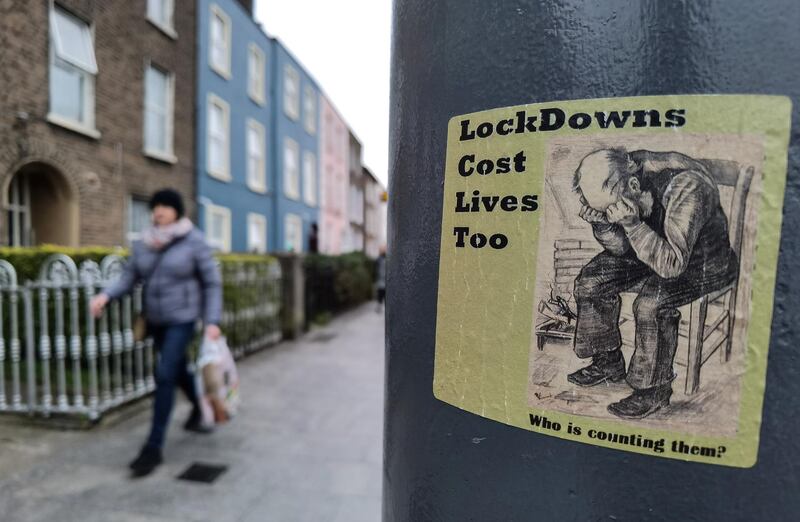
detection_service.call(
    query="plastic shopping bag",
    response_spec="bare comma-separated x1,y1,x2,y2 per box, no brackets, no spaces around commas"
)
194,370,216,429
196,335,240,425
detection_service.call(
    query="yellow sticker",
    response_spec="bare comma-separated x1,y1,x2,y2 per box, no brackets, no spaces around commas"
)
433,95,791,468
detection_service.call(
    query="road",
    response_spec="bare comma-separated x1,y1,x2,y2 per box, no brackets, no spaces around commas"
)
0,304,384,522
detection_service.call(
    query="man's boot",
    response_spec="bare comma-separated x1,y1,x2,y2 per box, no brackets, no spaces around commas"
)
610,307,679,419
567,349,626,387
607,384,672,419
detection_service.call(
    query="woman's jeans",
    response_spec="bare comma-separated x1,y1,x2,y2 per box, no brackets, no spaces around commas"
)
146,322,198,449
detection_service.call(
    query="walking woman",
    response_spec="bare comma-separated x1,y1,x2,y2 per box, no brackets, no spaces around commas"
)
90,189,222,477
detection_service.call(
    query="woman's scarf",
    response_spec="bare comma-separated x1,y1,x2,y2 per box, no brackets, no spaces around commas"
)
141,217,194,250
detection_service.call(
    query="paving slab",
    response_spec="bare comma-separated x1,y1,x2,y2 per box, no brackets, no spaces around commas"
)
0,304,385,522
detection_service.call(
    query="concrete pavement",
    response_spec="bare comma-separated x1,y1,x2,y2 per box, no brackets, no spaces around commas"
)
0,304,385,522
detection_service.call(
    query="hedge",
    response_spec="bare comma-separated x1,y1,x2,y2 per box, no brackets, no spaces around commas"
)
0,245,282,350
0,245,277,283
0,245,124,282
305,251,376,323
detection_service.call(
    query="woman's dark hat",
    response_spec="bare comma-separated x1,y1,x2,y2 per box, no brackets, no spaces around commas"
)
149,189,185,218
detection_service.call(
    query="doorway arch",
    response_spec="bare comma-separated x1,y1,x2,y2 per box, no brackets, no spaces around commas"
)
4,162,79,247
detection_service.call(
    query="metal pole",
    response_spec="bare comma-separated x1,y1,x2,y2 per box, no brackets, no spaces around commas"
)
385,1,800,520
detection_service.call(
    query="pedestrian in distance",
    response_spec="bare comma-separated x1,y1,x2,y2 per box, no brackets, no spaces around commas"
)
376,246,386,313
90,188,223,477
308,222,319,253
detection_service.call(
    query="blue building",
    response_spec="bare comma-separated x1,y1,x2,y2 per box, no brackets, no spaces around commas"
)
269,39,320,253
196,0,274,253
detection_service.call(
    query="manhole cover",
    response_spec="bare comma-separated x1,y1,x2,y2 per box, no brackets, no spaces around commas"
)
177,462,228,484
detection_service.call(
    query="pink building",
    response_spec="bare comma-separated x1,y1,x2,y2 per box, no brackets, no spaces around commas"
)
319,95,350,254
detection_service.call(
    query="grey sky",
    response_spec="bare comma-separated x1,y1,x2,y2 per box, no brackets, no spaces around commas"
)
255,0,392,187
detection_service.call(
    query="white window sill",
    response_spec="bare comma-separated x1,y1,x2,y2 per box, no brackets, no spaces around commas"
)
284,108,300,121
284,191,301,201
304,200,317,208
147,18,178,40
208,169,232,182
304,126,316,136
47,113,101,140
144,148,178,164
247,182,267,194
249,92,266,107
208,241,230,253
211,63,232,81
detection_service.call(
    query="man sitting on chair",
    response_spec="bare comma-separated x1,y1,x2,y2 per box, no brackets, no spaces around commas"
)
570,148,738,419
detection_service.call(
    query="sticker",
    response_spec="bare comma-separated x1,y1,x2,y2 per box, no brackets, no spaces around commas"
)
433,95,791,467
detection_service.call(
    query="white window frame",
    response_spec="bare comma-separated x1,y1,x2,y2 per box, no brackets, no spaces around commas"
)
283,137,300,200
284,213,303,253
303,85,316,135
127,196,151,244
143,63,176,163
283,64,300,120
6,174,32,247
247,213,268,253
206,93,230,180
246,118,267,193
146,0,176,38
205,203,232,252
350,185,364,224
302,150,317,207
248,43,266,105
209,4,231,79
47,4,100,139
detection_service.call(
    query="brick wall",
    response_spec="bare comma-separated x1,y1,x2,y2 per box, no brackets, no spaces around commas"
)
0,0,196,247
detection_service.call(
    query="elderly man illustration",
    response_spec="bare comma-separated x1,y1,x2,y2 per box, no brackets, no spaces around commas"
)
570,148,738,419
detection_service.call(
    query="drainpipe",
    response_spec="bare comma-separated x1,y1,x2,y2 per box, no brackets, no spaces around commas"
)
385,1,799,520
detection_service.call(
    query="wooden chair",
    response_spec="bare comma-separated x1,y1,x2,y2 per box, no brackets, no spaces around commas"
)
620,160,754,394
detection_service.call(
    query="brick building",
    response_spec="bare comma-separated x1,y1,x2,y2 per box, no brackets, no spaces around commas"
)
0,0,196,247
319,94,349,255
195,0,274,253
344,131,364,252
363,166,384,258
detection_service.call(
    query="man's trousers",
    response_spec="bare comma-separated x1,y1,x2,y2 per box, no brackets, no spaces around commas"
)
572,250,737,390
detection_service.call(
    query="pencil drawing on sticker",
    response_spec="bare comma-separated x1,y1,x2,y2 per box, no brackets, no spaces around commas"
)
529,134,763,437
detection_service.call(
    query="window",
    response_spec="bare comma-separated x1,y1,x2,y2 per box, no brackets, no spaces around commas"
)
127,197,151,244
246,119,266,193
284,214,303,253
207,94,230,180
209,5,231,78
303,85,316,134
205,203,231,252
283,64,300,120
283,138,300,199
350,185,364,223
349,143,361,173
6,174,32,247
302,151,316,206
147,0,175,36
144,64,175,160
247,213,267,253
49,5,98,136
248,44,265,105
325,115,337,153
